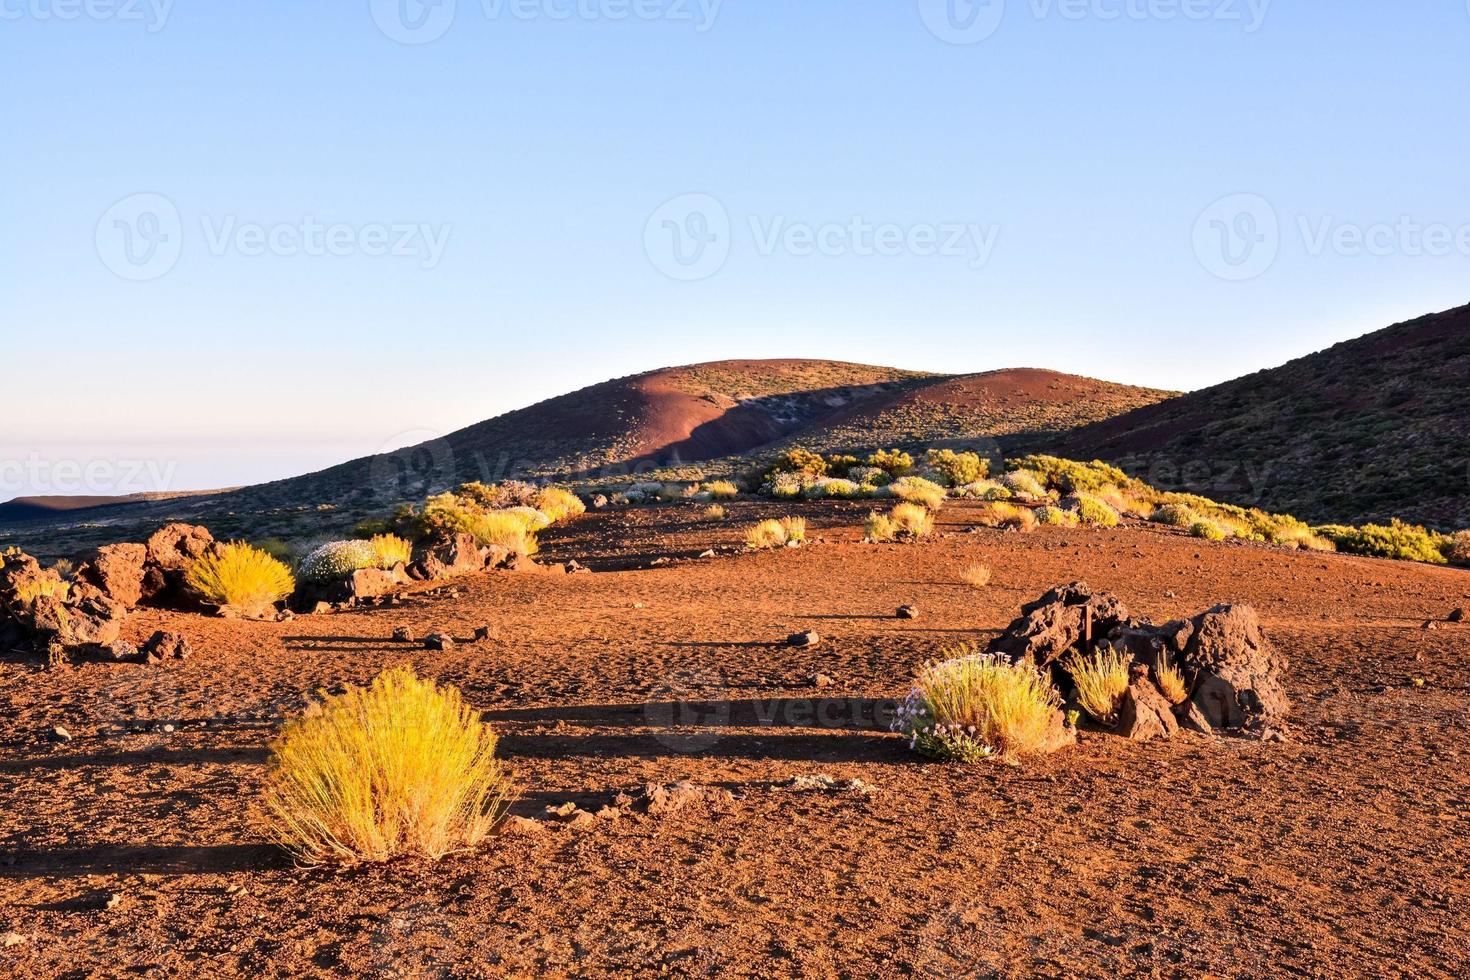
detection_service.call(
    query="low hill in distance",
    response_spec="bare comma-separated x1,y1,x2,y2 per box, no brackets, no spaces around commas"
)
1046,303,1470,530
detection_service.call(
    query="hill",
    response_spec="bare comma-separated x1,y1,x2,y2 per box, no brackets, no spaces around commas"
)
1045,303,1470,530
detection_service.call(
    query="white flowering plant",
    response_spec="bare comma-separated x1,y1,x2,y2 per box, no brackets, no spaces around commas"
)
298,540,382,584
892,649,1061,762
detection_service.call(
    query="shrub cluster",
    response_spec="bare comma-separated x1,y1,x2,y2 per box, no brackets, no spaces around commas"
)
186,541,295,611
745,516,805,549
892,648,1061,762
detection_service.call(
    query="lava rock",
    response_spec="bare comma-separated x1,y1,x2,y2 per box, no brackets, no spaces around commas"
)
391,626,414,643
787,630,820,648
896,605,919,620
1115,669,1180,742
142,630,192,662
424,632,454,651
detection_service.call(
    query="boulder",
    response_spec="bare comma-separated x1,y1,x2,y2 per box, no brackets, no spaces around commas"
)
986,581,1132,668
411,533,483,581
1115,669,1179,742
142,524,216,606
73,543,147,609
787,630,820,648
142,631,192,663
1175,604,1288,731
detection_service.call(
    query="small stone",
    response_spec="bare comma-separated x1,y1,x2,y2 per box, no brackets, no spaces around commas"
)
1422,621,1437,631
472,626,493,643
698,550,716,559
424,632,454,651
161,724,175,734
311,602,332,615
544,802,578,819
787,630,820,648
896,605,918,620
500,816,546,837
103,892,123,911
391,626,414,643
50,725,72,743
1448,608,1467,623
566,809,597,830
812,673,835,688
2,932,26,948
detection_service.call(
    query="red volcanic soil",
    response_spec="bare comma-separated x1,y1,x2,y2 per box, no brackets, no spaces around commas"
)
3,502,1469,976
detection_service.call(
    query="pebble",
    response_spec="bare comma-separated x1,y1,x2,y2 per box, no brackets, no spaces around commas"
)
812,673,835,688
50,726,72,743
2,933,25,948
787,630,820,648
895,605,919,620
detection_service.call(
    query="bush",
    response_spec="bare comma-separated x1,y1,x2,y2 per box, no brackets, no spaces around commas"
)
263,667,514,865
472,511,540,557
847,465,890,488
703,504,727,521
1066,646,1131,724
186,541,294,611
1150,503,1197,528
865,448,913,477
1034,506,1078,527
892,649,1061,762
805,478,861,499
1314,520,1450,565
1007,455,1129,495
369,534,412,569
502,506,552,531
890,502,934,538
298,540,383,583
1074,495,1121,528
773,448,828,478
766,472,807,499
999,470,1046,499
1448,530,1470,565
960,563,991,588
864,510,899,543
456,480,539,510
888,476,946,511
703,480,739,500
1153,651,1187,705
925,449,989,487
746,518,804,549
534,487,585,523
1189,520,1226,541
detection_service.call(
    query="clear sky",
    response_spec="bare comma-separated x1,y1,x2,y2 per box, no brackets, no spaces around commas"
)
4,0,1468,498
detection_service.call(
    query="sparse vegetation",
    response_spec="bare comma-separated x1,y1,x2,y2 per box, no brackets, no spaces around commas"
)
866,448,913,477
1034,506,1078,528
1313,520,1450,565
1153,651,1187,705
1190,520,1226,542
369,533,413,568
1074,494,1121,528
960,563,992,588
262,667,513,865
1448,530,1470,565
703,480,739,500
924,449,989,487
889,502,934,538
703,504,727,521
1067,646,1132,724
534,487,586,523
864,510,899,543
185,541,294,611
887,476,946,511
298,540,383,583
745,517,804,550
893,648,1061,762
1151,503,1198,528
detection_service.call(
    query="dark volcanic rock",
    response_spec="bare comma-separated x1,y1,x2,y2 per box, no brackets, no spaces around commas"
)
1115,669,1179,742
986,581,1132,668
74,543,148,609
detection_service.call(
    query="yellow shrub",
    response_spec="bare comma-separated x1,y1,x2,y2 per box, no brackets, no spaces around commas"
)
703,504,727,521
745,519,788,549
865,510,898,543
897,649,1061,761
14,573,69,607
891,502,934,538
534,487,585,523
703,480,739,500
1067,647,1132,724
185,541,294,612
960,563,991,588
888,476,946,511
1153,651,1187,705
473,511,539,557
263,667,513,865
369,533,412,568
779,516,806,544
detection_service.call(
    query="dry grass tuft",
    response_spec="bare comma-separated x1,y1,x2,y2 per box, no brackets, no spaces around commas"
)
779,516,806,544
890,502,934,538
185,541,294,612
263,667,514,865
1066,646,1132,724
1153,651,1187,704
896,648,1061,761
960,563,992,588
703,504,727,521
534,486,586,523
369,533,413,568
865,510,898,543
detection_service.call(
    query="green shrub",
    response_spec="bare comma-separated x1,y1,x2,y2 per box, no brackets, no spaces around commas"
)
1034,506,1078,527
924,449,989,487
887,476,946,510
1189,520,1226,541
999,470,1046,499
1007,455,1130,495
1448,530,1470,565
1150,503,1198,528
1314,520,1449,564
1074,494,1121,528
772,448,828,478
865,448,914,477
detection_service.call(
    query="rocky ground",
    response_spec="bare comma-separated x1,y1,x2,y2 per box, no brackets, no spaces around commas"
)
2,499,1469,977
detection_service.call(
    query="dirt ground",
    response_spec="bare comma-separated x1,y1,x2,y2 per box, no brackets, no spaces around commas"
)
2,500,1469,978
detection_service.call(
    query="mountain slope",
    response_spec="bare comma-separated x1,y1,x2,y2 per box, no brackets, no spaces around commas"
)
1046,303,1470,529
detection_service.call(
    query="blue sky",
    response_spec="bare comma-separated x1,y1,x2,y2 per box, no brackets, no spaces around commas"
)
3,0,1469,497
